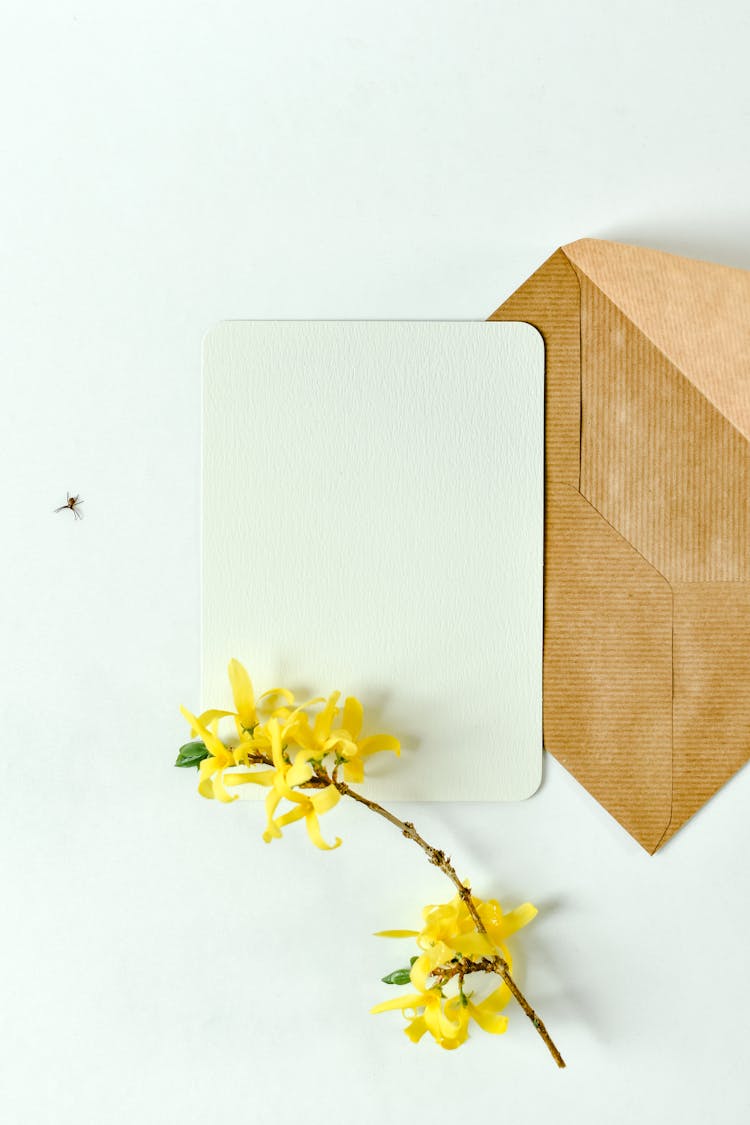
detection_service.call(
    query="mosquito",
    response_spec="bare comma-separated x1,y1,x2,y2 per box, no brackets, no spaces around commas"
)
55,493,84,520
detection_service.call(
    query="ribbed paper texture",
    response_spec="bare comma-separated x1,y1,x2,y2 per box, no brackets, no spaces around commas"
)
491,239,750,852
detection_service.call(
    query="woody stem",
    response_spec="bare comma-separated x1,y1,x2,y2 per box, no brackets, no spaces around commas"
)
332,779,565,1069
248,753,565,1068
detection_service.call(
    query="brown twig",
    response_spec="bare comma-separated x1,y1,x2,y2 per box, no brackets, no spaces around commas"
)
232,751,565,1067
432,957,565,1068
331,778,565,1068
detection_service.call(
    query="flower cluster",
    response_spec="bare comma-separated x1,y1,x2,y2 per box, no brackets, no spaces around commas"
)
177,659,400,850
372,892,537,1050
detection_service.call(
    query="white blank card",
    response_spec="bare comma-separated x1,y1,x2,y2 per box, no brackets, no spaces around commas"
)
202,321,543,801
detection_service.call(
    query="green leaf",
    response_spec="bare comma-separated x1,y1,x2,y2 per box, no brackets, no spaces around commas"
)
381,967,413,986
175,740,209,769
409,956,418,966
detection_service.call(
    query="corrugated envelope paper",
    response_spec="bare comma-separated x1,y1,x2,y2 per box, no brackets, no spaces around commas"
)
491,238,750,853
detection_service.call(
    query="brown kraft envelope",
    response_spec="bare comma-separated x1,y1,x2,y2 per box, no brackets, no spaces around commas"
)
490,238,750,853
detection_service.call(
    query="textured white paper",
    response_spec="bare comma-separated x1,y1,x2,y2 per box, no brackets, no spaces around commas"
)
202,321,543,801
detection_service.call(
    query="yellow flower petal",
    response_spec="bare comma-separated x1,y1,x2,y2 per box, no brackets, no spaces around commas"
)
266,720,287,772
313,692,340,741
264,787,283,830
211,765,238,804
275,804,308,830
403,1017,429,1043
323,731,358,758
446,932,494,959
224,770,276,788
441,995,470,1037
280,698,326,733
409,953,430,991
304,809,341,850
371,993,426,1015
372,929,419,938
284,715,318,752
422,993,449,1040
342,758,364,783
474,983,512,1015
358,734,401,758
491,902,538,939
195,708,233,727
468,999,509,1035
180,706,226,759
341,696,363,739
310,783,340,816
227,658,258,730
436,1033,467,1051
197,775,215,800
257,687,295,712
196,750,237,803
286,752,316,788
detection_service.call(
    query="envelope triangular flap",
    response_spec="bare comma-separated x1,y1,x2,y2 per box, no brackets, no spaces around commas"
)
562,238,750,443
573,270,750,583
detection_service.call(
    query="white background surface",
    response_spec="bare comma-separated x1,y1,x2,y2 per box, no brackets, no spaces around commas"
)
1,2,749,1122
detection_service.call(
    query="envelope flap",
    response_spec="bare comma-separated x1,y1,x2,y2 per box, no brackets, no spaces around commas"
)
563,238,750,442
574,270,750,582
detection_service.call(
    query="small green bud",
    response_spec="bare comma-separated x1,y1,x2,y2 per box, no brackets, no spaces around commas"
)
381,967,413,986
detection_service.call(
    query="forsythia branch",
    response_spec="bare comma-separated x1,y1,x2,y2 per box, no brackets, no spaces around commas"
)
327,776,566,1069
179,661,566,1064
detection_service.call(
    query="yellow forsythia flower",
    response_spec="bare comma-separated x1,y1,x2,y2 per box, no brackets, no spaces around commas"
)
178,660,400,850
260,717,342,850
191,658,296,741
179,706,239,804
372,892,537,1049
371,982,512,1050
285,691,400,784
